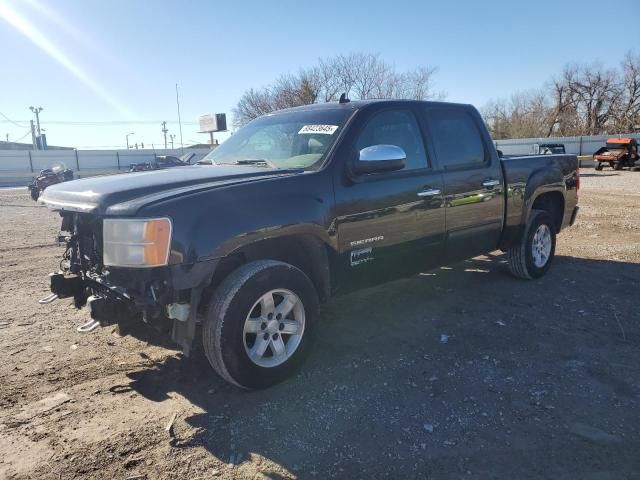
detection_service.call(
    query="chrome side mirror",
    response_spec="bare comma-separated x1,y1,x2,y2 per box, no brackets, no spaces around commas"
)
354,145,406,174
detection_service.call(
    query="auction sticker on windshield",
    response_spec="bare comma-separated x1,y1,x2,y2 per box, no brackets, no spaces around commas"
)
298,125,339,134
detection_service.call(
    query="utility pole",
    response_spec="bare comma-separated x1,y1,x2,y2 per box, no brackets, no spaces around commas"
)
161,121,168,150
30,120,37,150
176,83,184,153
169,134,175,150
4,133,8,142
29,106,44,149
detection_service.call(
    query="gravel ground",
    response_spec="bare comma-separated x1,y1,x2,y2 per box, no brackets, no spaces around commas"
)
0,169,639,480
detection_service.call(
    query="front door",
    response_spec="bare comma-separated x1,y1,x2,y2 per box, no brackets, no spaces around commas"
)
331,107,446,293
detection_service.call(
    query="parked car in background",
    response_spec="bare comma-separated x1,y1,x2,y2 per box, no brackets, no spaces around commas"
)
28,164,74,201
39,99,579,389
128,153,195,172
532,143,566,155
593,138,639,171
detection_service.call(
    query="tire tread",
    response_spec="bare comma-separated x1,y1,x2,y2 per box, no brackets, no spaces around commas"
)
507,209,545,280
202,260,301,389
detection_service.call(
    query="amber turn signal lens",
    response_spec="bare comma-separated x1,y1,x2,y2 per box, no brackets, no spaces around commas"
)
143,218,172,266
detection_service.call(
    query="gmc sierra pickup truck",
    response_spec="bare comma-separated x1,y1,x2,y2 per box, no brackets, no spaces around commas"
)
39,99,579,389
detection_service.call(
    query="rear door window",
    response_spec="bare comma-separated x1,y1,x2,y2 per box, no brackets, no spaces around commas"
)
421,108,486,168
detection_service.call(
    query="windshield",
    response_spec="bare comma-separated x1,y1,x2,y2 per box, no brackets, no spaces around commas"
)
201,108,351,169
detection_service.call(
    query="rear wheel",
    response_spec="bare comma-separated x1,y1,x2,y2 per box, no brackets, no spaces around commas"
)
595,162,604,171
613,161,623,171
508,209,556,280
202,260,319,389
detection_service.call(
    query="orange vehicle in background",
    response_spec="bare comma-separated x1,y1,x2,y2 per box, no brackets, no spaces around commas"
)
593,138,639,171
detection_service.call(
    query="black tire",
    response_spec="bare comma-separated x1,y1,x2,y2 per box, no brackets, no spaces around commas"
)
202,260,319,389
613,161,623,171
507,209,556,280
595,162,604,171
30,188,39,201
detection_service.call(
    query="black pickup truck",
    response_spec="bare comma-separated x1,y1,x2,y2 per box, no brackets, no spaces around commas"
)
39,100,579,389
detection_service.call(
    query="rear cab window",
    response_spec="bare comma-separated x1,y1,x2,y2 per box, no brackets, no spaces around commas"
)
420,107,487,169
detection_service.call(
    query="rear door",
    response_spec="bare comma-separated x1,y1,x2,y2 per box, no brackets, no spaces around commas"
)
332,106,446,292
419,105,504,262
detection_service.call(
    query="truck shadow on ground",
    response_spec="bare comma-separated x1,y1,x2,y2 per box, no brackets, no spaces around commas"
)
122,253,640,478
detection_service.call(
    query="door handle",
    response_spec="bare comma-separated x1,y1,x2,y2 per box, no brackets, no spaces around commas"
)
417,188,441,197
482,179,500,188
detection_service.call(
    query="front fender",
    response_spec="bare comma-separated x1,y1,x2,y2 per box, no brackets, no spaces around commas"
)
138,171,336,265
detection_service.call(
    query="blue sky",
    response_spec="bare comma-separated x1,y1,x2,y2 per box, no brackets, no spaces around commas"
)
0,0,635,150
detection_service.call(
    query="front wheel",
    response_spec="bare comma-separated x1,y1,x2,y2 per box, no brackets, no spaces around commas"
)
507,209,556,279
595,162,604,171
202,260,319,389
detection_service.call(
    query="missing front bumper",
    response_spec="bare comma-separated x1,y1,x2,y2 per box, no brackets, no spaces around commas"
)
48,272,85,300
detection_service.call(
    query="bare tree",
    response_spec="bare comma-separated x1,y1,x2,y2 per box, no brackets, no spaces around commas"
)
399,67,444,101
233,88,276,128
563,63,622,135
615,51,640,132
232,53,443,127
546,74,579,136
482,51,639,139
482,90,552,139
481,99,511,139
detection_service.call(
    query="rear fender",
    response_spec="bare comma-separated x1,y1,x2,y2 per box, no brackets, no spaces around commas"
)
520,167,565,228
499,165,565,250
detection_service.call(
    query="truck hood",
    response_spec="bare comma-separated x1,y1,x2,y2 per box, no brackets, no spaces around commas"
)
40,165,299,215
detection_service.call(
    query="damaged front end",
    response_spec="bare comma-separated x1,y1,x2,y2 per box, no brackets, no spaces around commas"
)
44,212,213,355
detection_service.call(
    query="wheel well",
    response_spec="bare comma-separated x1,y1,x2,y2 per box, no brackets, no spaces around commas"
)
531,192,564,232
203,235,332,309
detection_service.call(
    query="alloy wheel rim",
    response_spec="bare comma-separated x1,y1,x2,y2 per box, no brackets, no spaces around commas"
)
242,289,305,368
532,224,552,268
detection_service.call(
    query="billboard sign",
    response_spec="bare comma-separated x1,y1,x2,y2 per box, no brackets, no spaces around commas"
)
199,113,227,133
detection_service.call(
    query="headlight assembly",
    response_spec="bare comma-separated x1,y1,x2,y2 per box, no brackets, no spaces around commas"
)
103,218,172,267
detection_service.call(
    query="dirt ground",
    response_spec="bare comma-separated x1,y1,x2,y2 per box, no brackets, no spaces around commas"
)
1,169,639,480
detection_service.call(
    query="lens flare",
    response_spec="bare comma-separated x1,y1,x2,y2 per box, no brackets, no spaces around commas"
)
21,0,121,67
0,0,133,117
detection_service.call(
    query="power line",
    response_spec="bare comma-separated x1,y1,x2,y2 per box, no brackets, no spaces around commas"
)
0,110,28,128
10,129,34,143
0,120,199,126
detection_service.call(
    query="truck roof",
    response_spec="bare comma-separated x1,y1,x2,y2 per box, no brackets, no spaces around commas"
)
271,99,473,115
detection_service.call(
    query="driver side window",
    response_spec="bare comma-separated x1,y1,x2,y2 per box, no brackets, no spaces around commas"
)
356,109,428,170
